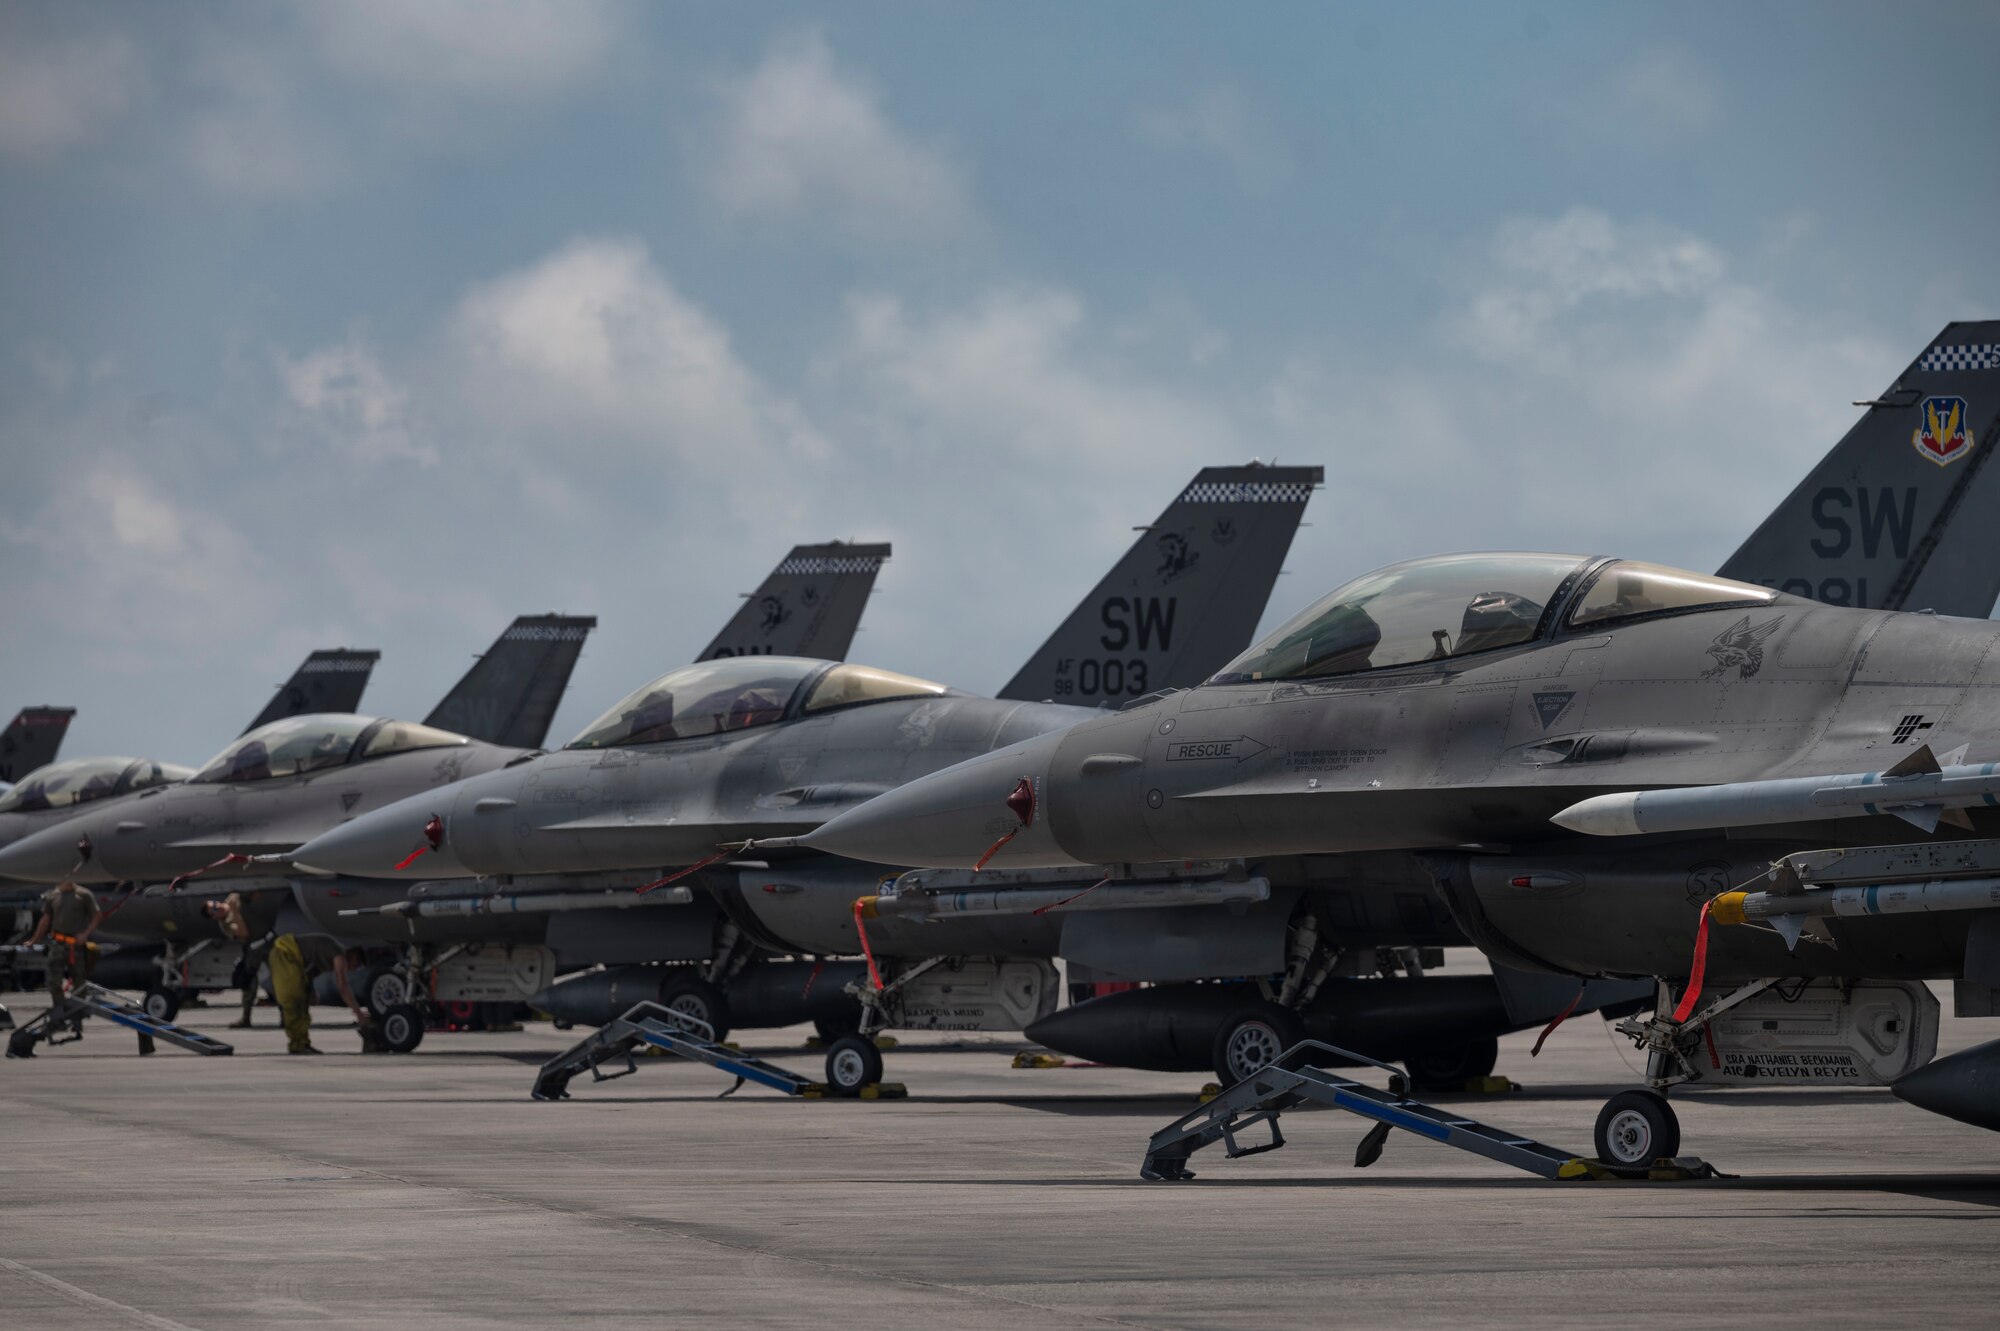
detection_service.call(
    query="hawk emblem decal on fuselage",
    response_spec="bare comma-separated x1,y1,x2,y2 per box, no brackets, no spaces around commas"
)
1700,615,1784,681
1914,396,1974,467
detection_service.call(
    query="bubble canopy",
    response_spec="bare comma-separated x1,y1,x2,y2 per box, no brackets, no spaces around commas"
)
1211,554,1777,684
567,658,951,749
0,757,195,814
190,714,467,784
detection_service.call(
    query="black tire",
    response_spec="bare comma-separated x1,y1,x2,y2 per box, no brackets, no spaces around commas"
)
1594,1089,1681,1167
1210,1004,1306,1087
142,986,182,1024
824,1033,884,1096
380,1004,426,1054
7,1028,36,1058
358,967,407,1020
1404,1036,1500,1093
659,975,730,1043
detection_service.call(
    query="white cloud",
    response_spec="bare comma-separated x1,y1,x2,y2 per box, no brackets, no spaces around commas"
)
450,237,821,472
181,37,343,198
825,287,1238,471
704,29,972,241
1615,46,1723,140
0,452,276,663
0,28,141,159
303,0,622,99
279,336,435,466
1451,208,1727,370
1130,84,1291,188
1265,208,1895,578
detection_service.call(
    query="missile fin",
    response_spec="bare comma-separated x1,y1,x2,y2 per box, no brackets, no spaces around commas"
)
1941,807,1977,831
1891,804,1943,833
1884,744,1942,778
1772,913,1806,951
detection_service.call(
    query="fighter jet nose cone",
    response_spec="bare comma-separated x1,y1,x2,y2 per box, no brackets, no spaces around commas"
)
292,792,470,879
0,820,95,883
800,732,1085,870
1892,1038,2000,1130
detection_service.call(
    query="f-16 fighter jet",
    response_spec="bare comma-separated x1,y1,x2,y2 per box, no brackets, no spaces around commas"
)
291,326,2000,1104
275,465,1322,1063
0,649,383,877
0,617,600,1018
798,328,2000,1156
0,541,890,1022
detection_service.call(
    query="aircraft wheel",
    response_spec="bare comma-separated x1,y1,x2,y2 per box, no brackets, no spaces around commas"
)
380,1004,426,1054
359,967,408,1020
659,975,730,1042
7,1028,37,1058
1594,1089,1680,1167
1211,1004,1306,1087
824,1034,884,1097
1404,1036,1500,1092
142,986,182,1023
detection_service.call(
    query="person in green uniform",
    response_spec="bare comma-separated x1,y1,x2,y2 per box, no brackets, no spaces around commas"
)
266,933,372,1054
25,880,101,1013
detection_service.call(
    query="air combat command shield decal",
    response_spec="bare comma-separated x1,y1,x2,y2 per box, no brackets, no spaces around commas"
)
1914,395,1974,467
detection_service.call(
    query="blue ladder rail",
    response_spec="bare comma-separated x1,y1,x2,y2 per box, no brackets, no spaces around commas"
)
1141,1040,1711,1183
7,983,234,1058
532,1001,821,1101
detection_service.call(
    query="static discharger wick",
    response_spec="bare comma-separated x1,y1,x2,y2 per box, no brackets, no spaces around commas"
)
391,814,446,871
635,845,734,896
166,851,254,894
973,776,1037,872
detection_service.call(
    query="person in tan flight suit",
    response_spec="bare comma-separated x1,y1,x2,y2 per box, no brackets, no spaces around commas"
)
25,879,101,1015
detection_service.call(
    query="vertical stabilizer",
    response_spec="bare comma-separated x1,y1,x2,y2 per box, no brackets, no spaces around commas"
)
242,649,380,736
0,706,76,784
424,615,597,750
696,542,891,662
1719,320,2000,616
999,463,1323,704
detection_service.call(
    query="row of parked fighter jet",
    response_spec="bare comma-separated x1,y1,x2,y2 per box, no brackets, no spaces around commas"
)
4,320,1999,1170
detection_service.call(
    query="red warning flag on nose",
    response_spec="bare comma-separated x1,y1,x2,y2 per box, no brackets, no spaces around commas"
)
974,776,1037,872
392,814,446,871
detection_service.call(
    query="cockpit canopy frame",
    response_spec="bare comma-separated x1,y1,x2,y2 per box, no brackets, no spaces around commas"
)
566,658,952,750
1211,553,1779,685
189,714,468,785
0,757,195,814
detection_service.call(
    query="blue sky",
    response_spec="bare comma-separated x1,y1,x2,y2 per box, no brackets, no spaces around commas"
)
2,1,1995,763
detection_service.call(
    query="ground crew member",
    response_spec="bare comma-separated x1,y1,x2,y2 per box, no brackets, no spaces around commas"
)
266,933,378,1054
25,879,101,1012
205,892,269,1029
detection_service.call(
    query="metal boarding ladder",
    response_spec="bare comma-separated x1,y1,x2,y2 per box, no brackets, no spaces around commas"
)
1141,1041,1714,1183
6,983,234,1058
532,1001,822,1101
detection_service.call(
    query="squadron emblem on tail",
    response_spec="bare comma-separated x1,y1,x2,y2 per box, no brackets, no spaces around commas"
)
1914,396,1974,466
